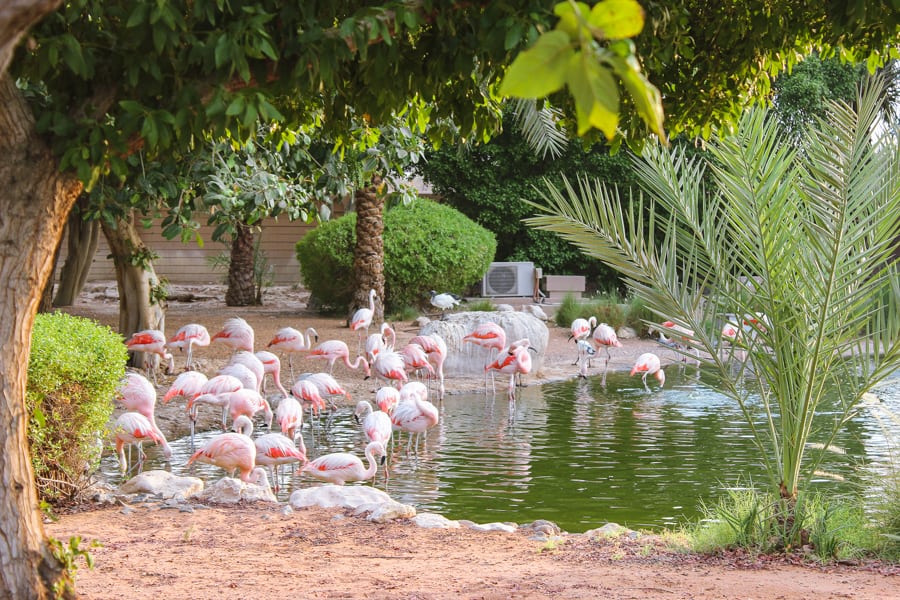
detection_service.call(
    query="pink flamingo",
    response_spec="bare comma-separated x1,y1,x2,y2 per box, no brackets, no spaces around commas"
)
210,317,255,353
375,386,400,414
630,352,666,390
166,323,210,370
409,333,448,400
392,384,439,451
190,388,273,432
188,431,270,488
228,351,265,392
163,370,208,404
302,372,351,403
232,415,306,491
124,329,175,383
275,394,304,440
569,316,597,363
652,320,698,363
464,322,507,390
485,342,533,400
254,350,290,397
217,363,259,392
365,323,394,363
399,343,435,380
116,372,171,457
354,400,393,447
373,350,408,389
266,326,318,378
113,412,168,475
291,378,326,419
308,340,371,378
350,289,377,354
591,323,622,372
301,440,386,485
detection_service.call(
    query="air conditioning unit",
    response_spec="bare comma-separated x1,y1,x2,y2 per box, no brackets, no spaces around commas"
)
482,261,535,297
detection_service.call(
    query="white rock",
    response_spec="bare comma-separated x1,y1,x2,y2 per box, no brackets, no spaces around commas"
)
616,326,638,340
356,500,417,523
289,485,415,523
460,520,518,533
196,477,276,503
495,304,515,312
118,470,204,499
413,512,460,529
413,316,431,329
522,304,550,321
583,522,633,539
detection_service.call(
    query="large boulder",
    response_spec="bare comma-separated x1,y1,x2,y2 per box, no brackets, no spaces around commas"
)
289,485,416,523
196,477,276,503
421,311,549,376
118,470,204,499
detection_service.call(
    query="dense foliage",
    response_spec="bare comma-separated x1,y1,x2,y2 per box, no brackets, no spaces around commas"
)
26,313,128,504
417,124,637,292
297,199,495,312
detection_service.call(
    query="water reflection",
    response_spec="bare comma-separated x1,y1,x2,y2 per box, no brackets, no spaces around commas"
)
100,369,899,533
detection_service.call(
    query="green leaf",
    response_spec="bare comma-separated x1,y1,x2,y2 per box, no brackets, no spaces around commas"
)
553,2,591,39
126,4,148,28
225,96,245,117
609,54,666,140
565,51,619,138
499,30,573,98
588,0,645,40
504,21,525,50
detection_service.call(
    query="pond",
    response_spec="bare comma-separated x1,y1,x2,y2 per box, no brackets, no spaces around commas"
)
101,367,900,533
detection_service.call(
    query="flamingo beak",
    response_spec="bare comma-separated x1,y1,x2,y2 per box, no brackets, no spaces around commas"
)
380,455,386,466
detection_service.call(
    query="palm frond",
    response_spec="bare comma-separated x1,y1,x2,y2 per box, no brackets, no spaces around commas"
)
510,98,569,160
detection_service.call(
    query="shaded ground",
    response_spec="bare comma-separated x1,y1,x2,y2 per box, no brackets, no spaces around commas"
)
50,284,897,599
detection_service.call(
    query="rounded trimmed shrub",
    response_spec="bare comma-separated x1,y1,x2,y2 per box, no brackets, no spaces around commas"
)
296,199,496,312
27,312,128,503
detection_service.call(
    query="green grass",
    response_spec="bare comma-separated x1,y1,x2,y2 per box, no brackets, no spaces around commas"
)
553,292,626,329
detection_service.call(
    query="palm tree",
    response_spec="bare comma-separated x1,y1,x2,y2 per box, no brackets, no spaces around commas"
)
526,78,900,518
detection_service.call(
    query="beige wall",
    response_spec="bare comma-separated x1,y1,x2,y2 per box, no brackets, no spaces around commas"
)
58,217,319,286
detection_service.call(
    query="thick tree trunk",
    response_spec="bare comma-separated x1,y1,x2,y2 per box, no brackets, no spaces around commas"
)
53,197,99,307
352,176,385,323
225,221,258,306
101,213,166,369
0,74,77,598
0,1,60,74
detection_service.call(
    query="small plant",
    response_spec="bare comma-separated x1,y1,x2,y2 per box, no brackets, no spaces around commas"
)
466,299,496,312
47,535,99,599
385,305,420,323
553,292,625,329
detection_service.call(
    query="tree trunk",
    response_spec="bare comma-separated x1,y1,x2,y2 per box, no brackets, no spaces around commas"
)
0,73,77,599
53,196,99,307
101,212,166,369
352,176,385,323
225,221,258,306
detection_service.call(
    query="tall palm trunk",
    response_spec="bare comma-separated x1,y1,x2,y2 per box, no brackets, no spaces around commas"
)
101,212,166,368
0,72,73,598
225,220,258,306
352,176,385,324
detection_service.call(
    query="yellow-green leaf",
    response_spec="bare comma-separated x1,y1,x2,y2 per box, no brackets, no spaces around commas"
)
609,54,666,140
588,0,644,40
553,2,591,40
499,30,573,98
566,51,619,138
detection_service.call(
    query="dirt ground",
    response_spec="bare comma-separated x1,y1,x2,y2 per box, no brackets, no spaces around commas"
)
48,283,898,599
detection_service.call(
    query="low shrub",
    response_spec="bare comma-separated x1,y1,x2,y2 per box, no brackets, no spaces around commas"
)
553,293,625,330
27,312,128,504
297,199,496,312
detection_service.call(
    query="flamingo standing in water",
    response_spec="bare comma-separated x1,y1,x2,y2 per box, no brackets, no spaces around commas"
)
211,317,255,353
485,342,533,400
275,394,305,440
409,333,447,400
291,378,326,420
365,323,395,363
116,372,172,458
217,363,258,392
166,323,210,370
375,386,400,414
301,440,386,485
308,340,370,378
266,326,318,378
350,289,377,354
254,350,290,397
463,322,507,391
186,374,243,447
354,400,393,447
392,383,439,452
630,352,666,391
373,350,408,389
228,351,265,393
399,343,435,381
113,412,168,475
652,320,699,363
232,415,306,491
188,430,270,489
163,370,208,405
591,323,622,372
125,329,175,383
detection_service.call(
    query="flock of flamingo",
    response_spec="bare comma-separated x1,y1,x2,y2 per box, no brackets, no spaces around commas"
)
113,290,540,492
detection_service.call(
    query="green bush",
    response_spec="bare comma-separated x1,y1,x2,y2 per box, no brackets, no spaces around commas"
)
297,199,496,312
553,293,625,329
27,312,128,504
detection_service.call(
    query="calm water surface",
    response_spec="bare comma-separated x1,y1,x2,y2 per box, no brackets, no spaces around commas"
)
102,367,900,532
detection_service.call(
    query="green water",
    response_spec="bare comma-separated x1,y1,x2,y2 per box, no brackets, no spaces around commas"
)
102,368,899,533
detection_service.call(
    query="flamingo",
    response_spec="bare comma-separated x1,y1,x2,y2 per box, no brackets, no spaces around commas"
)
210,317,255,353
187,374,244,447
463,322,507,390
254,350,290,397
364,323,394,363
291,378,326,419
190,388,273,432
630,352,666,390
124,329,174,383
308,340,370,378
354,400,393,447
166,323,210,370
116,372,171,457
163,370,208,404
399,343,435,380
485,342,533,400
591,323,622,372
652,320,698,363
375,386,401,414
392,383,439,451
569,316,597,363
113,412,168,475
409,333,447,400
300,440,386,485
187,431,270,489
372,350,408,389
350,289,377,354
232,415,306,491
266,327,318,378
429,290,461,320
217,363,259,392
275,394,305,440
302,372,351,403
